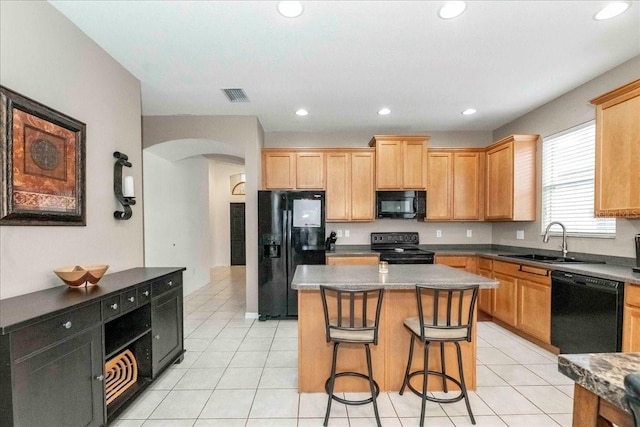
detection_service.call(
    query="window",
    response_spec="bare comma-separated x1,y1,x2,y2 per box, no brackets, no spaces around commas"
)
541,121,615,237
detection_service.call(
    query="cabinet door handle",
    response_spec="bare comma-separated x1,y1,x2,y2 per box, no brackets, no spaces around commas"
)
128,296,135,302
95,375,104,382
168,280,173,287
62,321,72,329
110,303,118,310
154,335,160,340
143,290,150,296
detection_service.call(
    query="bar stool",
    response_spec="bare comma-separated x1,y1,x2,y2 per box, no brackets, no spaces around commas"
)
399,284,479,427
625,372,640,427
320,285,385,427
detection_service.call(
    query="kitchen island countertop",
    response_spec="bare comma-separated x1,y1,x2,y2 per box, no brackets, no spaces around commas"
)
291,264,499,290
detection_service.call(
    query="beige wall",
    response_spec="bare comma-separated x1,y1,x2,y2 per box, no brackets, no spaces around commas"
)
142,115,263,315
491,56,640,258
209,160,246,267
0,1,143,299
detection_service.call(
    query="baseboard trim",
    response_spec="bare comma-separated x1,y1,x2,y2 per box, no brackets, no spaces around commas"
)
245,312,259,319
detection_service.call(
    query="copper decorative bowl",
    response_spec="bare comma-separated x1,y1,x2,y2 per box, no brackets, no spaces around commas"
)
54,265,109,287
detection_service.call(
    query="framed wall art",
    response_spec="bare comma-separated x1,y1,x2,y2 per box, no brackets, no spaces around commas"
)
1,86,86,225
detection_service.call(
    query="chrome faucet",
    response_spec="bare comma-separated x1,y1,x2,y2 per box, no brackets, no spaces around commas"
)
543,221,568,257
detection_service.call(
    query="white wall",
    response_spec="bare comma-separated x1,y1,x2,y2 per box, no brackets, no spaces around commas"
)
0,1,143,299
492,56,640,258
143,152,211,296
209,160,246,267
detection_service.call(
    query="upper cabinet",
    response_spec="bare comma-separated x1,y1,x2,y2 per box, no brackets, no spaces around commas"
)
262,149,324,190
325,149,375,222
427,149,484,221
485,134,538,221
590,79,640,218
369,135,429,190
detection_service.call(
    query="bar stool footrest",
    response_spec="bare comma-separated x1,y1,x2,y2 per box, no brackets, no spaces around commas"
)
404,370,465,404
325,372,380,406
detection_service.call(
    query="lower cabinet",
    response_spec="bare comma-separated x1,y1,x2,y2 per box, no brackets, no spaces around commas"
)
477,257,494,315
486,259,551,344
12,326,104,427
152,287,184,376
326,255,379,265
623,283,640,352
434,255,477,273
517,279,551,343
492,271,518,326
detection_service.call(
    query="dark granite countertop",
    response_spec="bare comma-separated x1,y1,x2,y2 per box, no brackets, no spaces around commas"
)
326,244,640,285
0,267,186,334
559,352,640,413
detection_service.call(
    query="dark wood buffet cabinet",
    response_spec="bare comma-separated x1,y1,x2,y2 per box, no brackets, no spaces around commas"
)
0,267,185,426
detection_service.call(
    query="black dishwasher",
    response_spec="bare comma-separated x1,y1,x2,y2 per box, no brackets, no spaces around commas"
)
551,270,624,353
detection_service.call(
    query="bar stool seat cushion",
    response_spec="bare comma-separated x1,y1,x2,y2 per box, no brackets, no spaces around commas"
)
328,317,376,342
404,316,468,340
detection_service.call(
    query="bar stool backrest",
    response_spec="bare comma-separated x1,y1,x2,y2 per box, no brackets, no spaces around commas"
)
414,284,479,342
320,286,384,345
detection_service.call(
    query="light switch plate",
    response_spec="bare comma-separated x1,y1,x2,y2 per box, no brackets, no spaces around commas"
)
516,230,524,240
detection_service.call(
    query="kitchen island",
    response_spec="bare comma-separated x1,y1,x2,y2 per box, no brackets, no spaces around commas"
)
559,352,639,427
291,264,499,392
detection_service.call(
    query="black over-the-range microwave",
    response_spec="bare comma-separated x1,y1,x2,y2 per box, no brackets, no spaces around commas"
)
376,191,426,219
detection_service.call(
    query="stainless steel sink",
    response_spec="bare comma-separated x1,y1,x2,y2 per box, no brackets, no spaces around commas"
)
499,254,604,264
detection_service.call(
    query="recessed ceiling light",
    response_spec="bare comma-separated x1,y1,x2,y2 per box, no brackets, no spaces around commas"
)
439,1,467,19
594,2,630,20
296,109,308,116
278,1,304,18
462,108,477,115
378,108,391,116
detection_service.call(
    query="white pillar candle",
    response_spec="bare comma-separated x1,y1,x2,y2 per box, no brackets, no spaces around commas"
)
123,175,135,198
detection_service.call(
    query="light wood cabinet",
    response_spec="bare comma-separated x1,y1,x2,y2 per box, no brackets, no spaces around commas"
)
262,149,324,190
435,255,477,273
623,283,640,352
488,259,551,343
263,151,296,189
517,278,551,343
369,135,429,190
590,79,640,218
485,135,538,221
326,255,379,265
477,257,494,315
492,270,518,326
427,150,484,221
325,149,375,222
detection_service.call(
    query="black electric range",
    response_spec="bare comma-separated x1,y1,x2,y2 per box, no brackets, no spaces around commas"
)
371,232,434,264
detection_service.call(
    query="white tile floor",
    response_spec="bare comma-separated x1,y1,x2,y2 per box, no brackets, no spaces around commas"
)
113,266,574,427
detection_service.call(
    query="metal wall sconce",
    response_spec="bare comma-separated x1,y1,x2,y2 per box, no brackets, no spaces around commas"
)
113,151,136,220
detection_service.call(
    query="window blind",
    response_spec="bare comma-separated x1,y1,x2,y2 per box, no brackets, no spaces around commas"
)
541,121,616,237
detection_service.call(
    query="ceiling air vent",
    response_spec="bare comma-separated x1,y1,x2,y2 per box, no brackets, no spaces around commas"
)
222,88,249,103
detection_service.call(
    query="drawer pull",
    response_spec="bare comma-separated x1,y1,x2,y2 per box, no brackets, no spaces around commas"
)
95,375,104,382
62,321,72,329
143,290,150,297
128,297,135,302
168,280,173,287
110,303,118,310
154,335,160,340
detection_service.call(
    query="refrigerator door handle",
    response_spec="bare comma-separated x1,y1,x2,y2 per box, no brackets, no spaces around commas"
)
286,209,293,279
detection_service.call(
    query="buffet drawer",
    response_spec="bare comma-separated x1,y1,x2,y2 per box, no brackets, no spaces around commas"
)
12,302,101,360
152,273,182,297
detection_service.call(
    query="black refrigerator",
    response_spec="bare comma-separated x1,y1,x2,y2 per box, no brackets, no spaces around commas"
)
258,190,326,320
